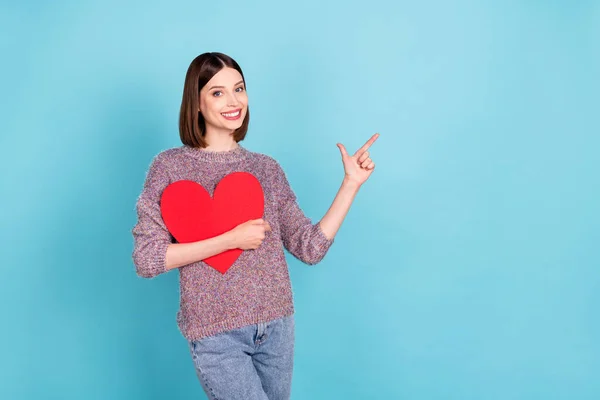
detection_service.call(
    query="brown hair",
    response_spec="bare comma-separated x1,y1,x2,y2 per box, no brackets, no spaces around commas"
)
179,52,249,148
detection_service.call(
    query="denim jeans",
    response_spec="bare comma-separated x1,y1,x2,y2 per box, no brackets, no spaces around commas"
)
188,314,295,400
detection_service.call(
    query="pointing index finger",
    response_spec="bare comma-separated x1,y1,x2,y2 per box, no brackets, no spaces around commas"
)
354,133,380,157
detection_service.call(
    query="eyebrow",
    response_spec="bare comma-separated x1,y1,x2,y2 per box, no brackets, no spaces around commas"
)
208,80,245,90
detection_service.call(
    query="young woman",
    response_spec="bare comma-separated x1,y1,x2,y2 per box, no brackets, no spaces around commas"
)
131,52,378,400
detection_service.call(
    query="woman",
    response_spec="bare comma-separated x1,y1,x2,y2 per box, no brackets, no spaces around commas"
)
131,52,378,399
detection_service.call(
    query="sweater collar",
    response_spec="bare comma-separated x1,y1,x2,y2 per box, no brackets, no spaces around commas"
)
181,144,249,163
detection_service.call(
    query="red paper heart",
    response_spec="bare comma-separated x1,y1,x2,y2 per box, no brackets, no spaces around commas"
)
160,172,264,274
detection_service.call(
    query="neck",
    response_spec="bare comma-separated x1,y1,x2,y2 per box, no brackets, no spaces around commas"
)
202,129,239,151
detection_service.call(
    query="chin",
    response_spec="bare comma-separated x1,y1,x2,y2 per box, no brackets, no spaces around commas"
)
227,120,244,129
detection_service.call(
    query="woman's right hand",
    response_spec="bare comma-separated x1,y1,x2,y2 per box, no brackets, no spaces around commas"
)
228,218,272,250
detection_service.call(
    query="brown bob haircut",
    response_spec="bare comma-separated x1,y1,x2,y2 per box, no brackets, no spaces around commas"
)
179,52,249,148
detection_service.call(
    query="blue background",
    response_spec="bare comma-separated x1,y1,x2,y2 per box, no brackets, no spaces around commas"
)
2,1,599,399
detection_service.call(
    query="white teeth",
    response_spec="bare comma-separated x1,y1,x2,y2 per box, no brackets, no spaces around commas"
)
221,110,240,117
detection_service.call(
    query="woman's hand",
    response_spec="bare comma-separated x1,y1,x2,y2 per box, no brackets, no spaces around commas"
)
337,133,379,186
228,218,272,250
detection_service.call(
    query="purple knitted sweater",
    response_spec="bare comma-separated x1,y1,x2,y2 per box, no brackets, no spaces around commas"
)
131,144,334,341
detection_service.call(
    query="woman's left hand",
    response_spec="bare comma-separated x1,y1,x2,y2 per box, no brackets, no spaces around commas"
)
337,133,380,187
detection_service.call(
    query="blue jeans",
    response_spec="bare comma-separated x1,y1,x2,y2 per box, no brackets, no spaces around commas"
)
188,315,295,400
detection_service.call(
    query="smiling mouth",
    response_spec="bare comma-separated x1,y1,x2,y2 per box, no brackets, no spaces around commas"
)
221,109,241,120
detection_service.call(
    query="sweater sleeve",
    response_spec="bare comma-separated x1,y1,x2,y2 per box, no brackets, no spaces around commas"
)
272,160,334,265
131,153,173,278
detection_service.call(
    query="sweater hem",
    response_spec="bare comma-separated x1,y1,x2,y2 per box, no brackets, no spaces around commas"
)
179,304,295,342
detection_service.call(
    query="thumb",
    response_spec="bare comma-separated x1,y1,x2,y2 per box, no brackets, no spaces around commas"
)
337,143,348,158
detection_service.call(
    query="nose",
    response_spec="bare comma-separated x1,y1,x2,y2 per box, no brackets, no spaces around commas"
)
225,90,241,107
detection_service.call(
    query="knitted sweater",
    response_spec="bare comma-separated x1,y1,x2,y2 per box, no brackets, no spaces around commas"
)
131,144,334,341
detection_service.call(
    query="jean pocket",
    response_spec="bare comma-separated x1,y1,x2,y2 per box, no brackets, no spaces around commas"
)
189,340,198,358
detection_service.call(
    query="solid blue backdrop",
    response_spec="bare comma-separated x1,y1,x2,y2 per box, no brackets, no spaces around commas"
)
1,1,598,399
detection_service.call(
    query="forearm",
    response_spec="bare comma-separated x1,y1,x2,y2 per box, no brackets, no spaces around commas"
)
165,232,237,270
318,178,361,240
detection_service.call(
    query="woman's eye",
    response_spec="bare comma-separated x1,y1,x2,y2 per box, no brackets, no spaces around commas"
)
213,87,243,97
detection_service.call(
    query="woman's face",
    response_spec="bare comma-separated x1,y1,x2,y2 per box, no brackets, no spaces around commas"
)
199,67,248,135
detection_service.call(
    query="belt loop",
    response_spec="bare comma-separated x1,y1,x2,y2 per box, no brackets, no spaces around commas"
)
257,320,267,338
